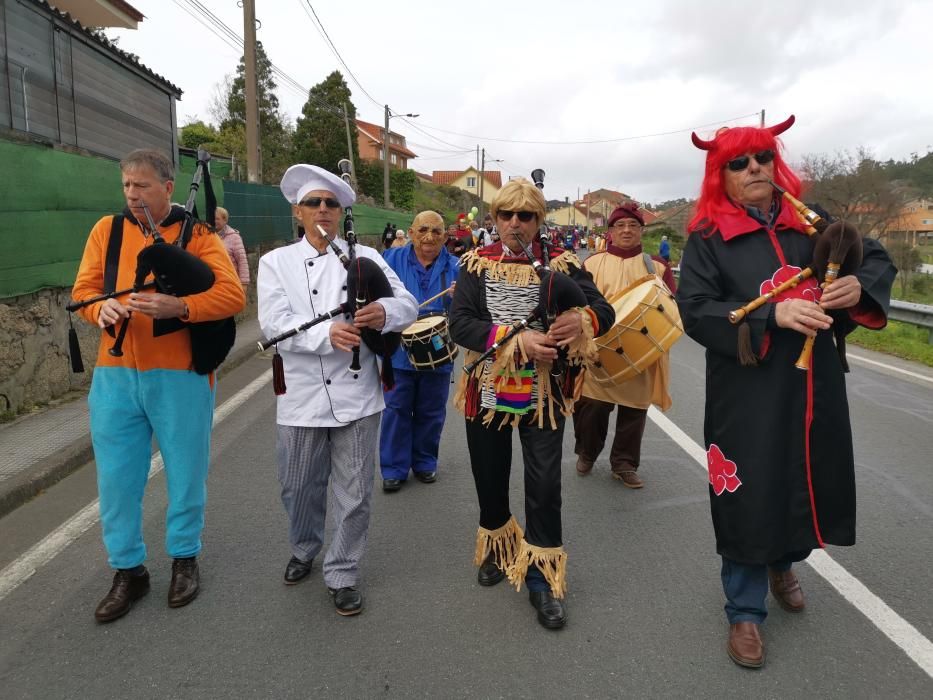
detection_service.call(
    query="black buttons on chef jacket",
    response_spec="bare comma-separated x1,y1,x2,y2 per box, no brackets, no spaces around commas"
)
312,289,318,294
325,379,331,385
307,261,314,267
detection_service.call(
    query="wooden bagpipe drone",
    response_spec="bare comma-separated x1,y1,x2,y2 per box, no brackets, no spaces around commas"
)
728,180,862,370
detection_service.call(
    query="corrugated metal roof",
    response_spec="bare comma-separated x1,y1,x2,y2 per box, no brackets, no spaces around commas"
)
35,0,182,96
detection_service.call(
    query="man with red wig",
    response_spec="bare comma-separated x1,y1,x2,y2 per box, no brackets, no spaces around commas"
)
677,116,895,668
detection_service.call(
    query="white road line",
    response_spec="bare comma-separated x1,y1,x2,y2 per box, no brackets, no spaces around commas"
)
0,369,272,603
848,352,933,385
648,406,933,679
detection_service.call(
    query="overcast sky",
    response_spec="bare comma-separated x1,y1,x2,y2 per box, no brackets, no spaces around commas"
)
110,0,933,207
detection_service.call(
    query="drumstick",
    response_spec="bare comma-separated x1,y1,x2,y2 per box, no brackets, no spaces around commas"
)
418,284,455,308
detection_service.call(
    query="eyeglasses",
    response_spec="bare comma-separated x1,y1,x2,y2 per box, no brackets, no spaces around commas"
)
726,149,775,172
496,210,536,223
416,226,444,236
299,196,341,209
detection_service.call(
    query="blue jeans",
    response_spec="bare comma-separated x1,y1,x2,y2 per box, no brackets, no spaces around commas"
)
720,550,811,624
379,369,451,480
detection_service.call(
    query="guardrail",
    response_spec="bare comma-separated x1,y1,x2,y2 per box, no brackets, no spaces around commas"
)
890,299,933,343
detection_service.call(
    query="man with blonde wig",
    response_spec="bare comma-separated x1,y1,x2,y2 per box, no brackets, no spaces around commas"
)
449,178,614,630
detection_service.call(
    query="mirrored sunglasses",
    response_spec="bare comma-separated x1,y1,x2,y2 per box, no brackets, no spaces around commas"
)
726,149,775,172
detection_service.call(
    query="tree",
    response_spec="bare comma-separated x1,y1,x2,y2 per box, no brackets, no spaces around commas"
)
215,41,293,184
293,71,360,181
886,239,922,298
800,148,912,239
179,121,218,150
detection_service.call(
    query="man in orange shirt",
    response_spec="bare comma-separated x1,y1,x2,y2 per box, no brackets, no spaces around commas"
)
72,149,245,623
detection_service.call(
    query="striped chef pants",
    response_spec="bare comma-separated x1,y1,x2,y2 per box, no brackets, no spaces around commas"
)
276,413,380,589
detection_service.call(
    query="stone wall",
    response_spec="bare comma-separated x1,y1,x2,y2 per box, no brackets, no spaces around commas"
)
0,252,262,418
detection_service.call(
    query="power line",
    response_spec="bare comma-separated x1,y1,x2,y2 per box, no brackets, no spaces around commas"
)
297,0,383,108
407,112,762,145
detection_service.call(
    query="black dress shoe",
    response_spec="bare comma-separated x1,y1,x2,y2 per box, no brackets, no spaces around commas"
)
477,552,505,587
529,590,567,629
382,479,403,493
328,586,363,616
167,557,200,608
284,556,313,585
94,568,151,623
413,471,437,484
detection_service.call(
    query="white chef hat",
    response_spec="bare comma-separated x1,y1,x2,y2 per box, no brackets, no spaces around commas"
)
279,164,356,208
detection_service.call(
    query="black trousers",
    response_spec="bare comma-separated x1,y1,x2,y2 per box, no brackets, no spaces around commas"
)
573,395,648,472
465,414,564,548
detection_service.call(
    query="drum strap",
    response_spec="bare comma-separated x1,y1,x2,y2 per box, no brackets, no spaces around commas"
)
441,269,449,313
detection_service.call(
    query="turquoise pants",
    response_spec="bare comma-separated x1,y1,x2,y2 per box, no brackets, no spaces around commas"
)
89,367,215,569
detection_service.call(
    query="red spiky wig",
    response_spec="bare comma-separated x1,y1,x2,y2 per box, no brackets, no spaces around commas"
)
688,115,802,232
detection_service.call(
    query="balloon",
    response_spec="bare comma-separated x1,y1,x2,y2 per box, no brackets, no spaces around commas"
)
470,206,479,216
467,212,475,222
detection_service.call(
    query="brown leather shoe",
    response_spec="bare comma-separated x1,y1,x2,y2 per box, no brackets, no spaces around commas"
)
575,457,594,476
94,568,150,623
167,557,200,608
769,568,806,612
612,470,644,489
727,622,764,668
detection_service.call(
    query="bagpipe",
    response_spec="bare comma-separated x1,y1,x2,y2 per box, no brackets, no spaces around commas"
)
729,181,862,370
259,158,401,393
462,169,588,397
66,149,236,375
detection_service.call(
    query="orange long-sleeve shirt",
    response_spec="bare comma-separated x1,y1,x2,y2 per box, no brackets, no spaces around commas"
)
72,212,246,374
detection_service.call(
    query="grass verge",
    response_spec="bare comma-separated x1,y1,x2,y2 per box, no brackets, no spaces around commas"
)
848,319,933,367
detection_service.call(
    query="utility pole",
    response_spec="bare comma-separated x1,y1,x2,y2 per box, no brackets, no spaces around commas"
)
383,104,391,207
342,103,357,189
586,188,591,231
760,108,765,127
242,0,260,183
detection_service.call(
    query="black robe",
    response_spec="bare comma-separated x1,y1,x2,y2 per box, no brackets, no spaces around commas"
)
676,200,895,564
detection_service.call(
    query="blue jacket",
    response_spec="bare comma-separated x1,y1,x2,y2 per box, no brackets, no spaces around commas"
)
383,245,460,372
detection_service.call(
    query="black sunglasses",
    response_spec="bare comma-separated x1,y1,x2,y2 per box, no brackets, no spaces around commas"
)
496,210,536,222
299,196,341,209
726,149,775,172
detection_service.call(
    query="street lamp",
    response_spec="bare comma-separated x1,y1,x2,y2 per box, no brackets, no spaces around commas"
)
384,105,418,208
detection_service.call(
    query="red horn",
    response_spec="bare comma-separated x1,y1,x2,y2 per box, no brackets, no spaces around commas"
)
767,114,795,136
691,132,714,150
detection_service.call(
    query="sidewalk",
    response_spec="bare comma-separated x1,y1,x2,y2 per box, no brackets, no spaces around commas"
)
0,316,264,519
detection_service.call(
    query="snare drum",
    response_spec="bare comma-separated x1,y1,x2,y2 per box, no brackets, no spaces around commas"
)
401,315,458,370
588,275,682,386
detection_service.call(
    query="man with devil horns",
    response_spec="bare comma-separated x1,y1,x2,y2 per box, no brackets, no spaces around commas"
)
258,164,417,616
572,201,677,488
72,149,246,622
449,178,614,630
676,116,895,668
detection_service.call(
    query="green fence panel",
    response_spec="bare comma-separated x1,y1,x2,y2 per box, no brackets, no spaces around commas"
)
0,140,227,298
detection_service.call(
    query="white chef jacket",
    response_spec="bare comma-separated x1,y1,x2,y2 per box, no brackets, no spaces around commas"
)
258,236,418,426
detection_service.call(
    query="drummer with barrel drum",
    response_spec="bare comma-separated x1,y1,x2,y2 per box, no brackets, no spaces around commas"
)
380,210,460,493
572,202,680,487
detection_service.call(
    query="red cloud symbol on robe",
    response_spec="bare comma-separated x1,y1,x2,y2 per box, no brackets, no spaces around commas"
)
759,265,821,303
707,444,742,496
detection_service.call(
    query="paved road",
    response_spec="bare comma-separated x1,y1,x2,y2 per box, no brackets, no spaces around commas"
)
1,337,932,698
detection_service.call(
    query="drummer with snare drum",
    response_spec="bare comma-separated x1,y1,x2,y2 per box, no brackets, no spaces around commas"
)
572,202,677,487
380,211,460,493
